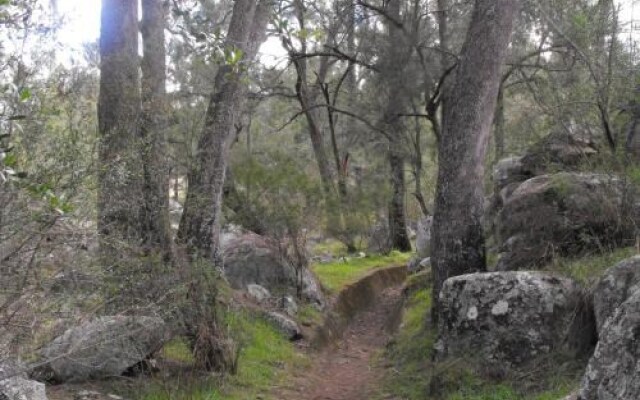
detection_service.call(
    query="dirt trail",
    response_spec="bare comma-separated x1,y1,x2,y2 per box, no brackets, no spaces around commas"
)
272,286,402,400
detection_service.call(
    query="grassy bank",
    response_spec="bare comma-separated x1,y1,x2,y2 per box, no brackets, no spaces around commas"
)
139,311,307,400
312,251,411,293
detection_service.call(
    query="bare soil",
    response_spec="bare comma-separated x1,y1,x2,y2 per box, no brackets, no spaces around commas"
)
271,286,402,400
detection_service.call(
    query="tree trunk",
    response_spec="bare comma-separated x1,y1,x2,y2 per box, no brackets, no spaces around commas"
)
140,0,173,262
178,0,269,261
97,0,143,264
431,0,518,317
175,0,271,372
388,151,412,251
283,8,356,251
381,0,411,252
494,86,505,162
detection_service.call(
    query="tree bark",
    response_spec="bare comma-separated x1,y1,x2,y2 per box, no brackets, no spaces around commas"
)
140,0,173,261
494,86,505,162
175,0,271,372
177,0,270,261
97,0,143,263
381,0,412,252
431,0,518,316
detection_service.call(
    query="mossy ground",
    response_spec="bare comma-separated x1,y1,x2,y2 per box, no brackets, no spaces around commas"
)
136,311,307,400
312,251,412,293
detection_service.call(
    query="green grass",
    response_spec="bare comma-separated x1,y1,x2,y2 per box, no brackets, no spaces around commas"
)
383,288,437,399
383,287,580,400
297,303,323,327
139,312,307,400
547,246,637,284
312,251,412,293
162,338,195,364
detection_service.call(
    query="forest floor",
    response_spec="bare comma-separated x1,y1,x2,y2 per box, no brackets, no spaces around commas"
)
270,286,402,400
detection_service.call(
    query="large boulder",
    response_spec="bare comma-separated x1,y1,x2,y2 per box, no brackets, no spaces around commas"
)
593,256,640,335
519,130,598,177
0,362,47,400
38,316,167,383
496,173,637,271
222,232,325,308
579,288,640,400
435,272,594,367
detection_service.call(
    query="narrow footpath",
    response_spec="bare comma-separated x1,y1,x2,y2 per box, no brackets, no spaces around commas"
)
272,286,402,400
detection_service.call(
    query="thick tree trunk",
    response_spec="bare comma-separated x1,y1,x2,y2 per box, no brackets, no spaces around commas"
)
381,0,411,252
140,0,173,261
431,0,517,316
97,0,143,263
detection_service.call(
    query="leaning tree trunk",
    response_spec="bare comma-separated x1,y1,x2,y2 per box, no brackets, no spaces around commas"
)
431,0,518,317
97,0,143,267
140,0,173,263
176,0,271,372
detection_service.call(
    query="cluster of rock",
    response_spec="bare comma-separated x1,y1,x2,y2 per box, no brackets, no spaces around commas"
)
221,230,328,341
490,131,637,271
430,130,640,399
433,255,640,399
246,283,304,340
0,227,325,399
222,231,325,309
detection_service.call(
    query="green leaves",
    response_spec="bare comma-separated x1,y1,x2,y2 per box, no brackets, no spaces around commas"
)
27,183,74,215
0,0,10,6
19,87,31,102
224,47,244,66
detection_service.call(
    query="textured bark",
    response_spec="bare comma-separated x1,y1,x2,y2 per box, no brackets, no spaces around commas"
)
494,87,505,162
140,0,173,261
388,151,411,251
176,0,272,372
381,0,411,252
177,0,271,262
97,0,143,262
431,0,518,314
